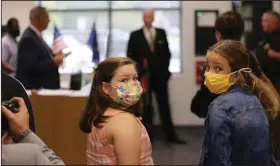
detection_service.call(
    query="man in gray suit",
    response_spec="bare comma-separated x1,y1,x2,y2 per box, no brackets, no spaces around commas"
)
2,97,65,165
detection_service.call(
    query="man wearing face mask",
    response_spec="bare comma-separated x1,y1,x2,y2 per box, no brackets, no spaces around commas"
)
2,18,20,77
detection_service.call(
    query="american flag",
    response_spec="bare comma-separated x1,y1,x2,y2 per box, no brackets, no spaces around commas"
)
52,25,67,54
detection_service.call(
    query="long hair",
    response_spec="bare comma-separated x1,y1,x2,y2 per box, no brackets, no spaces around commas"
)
79,57,143,133
208,40,280,119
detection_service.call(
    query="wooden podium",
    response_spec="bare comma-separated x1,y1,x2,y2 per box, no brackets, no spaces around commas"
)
30,94,88,165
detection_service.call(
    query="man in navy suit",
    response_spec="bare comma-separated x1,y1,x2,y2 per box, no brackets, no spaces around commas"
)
16,6,64,90
127,9,185,144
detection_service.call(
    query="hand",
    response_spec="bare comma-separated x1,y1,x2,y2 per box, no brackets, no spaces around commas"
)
168,74,172,80
1,61,16,72
168,72,172,80
1,97,29,136
64,51,71,57
268,48,278,59
2,132,13,144
53,51,64,66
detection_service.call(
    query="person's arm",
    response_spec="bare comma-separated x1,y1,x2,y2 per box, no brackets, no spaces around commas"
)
268,48,280,60
127,32,143,78
162,29,171,70
1,42,16,72
127,32,135,60
106,113,141,165
1,97,65,165
18,38,59,74
2,61,16,72
20,132,65,165
190,85,216,118
207,103,232,165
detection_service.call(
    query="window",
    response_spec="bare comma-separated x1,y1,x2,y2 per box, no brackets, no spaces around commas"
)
41,1,109,10
41,1,182,73
111,1,180,9
42,11,109,69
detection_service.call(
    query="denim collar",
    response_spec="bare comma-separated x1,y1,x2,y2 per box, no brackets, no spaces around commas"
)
223,84,244,95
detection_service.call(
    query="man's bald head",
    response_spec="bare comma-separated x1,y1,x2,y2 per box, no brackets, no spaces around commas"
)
143,9,154,28
29,6,50,32
261,11,280,33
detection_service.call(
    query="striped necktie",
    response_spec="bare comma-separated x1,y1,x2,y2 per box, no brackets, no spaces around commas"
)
147,29,154,52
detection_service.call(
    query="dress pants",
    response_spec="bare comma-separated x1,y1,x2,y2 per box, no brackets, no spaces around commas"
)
141,73,176,140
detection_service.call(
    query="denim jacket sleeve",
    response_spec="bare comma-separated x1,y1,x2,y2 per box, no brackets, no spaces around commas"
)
208,102,232,166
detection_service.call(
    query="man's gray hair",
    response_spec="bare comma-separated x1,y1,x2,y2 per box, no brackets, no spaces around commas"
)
265,10,280,21
29,6,46,20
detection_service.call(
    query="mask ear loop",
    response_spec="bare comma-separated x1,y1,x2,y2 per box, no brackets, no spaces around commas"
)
102,82,118,90
229,71,238,85
229,68,252,85
239,68,252,73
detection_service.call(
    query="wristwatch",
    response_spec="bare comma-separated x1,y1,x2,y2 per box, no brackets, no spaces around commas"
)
12,129,32,143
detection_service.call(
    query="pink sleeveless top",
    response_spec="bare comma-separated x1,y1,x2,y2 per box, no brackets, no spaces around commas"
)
86,110,154,165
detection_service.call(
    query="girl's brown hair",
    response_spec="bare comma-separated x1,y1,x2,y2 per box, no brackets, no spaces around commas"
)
208,40,280,119
79,57,142,133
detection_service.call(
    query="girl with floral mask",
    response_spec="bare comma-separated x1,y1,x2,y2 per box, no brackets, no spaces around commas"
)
80,57,154,165
200,40,279,165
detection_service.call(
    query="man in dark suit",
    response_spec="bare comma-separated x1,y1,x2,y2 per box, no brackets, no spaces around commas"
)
16,6,64,90
127,9,185,144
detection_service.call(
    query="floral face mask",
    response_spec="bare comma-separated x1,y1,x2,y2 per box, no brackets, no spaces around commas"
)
109,81,143,106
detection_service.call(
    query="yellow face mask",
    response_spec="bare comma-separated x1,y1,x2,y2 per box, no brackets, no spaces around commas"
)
204,68,252,94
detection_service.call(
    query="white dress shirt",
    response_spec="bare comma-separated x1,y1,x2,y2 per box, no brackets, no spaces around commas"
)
1,33,18,77
29,24,42,38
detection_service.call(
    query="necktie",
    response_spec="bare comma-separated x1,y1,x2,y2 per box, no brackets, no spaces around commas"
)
148,29,154,52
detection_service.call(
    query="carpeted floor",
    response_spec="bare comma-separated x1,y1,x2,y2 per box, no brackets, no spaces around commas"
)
152,126,204,165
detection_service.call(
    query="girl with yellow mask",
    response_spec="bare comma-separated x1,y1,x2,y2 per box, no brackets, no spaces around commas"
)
199,40,279,165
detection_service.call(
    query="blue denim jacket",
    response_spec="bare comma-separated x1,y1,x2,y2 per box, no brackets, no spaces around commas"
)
199,85,276,165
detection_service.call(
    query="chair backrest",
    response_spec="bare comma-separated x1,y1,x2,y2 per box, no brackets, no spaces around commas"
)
1,73,35,132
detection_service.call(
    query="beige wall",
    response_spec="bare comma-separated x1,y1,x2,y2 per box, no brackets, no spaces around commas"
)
273,1,280,13
2,1,37,38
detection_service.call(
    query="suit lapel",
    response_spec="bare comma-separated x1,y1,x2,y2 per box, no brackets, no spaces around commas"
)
153,29,158,49
140,29,151,53
27,28,53,58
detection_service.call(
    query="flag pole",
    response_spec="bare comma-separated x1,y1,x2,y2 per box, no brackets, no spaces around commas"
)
52,20,57,28
92,16,97,28
106,8,112,59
